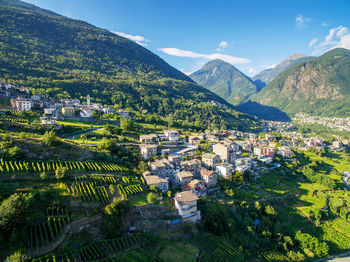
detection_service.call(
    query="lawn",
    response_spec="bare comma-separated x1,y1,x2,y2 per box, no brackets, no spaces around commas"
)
129,195,148,206
158,241,198,262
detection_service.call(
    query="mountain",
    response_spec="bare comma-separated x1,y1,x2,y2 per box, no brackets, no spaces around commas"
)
189,59,257,105
249,48,350,117
252,53,313,90
0,0,261,131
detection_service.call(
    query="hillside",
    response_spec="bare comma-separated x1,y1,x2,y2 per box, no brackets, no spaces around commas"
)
0,0,261,131
250,48,350,117
190,59,257,105
252,53,313,90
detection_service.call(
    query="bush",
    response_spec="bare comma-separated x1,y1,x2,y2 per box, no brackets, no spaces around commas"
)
42,130,59,146
55,167,67,180
146,192,157,205
40,171,48,180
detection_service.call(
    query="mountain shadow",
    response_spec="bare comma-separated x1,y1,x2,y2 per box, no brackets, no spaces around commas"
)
237,101,291,121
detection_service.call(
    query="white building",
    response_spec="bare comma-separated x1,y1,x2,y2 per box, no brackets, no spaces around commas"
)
13,99,33,111
164,130,179,141
216,163,234,179
174,191,201,222
140,144,157,160
40,116,57,125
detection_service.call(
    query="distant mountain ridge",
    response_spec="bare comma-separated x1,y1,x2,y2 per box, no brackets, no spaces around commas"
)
249,48,350,117
189,59,257,105
252,53,313,90
0,0,261,131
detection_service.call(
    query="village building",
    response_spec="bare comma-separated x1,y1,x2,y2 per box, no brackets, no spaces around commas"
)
139,134,158,143
180,159,201,177
11,98,33,111
174,191,201,222
200,169,217,187
80,108,94,118
188,136,201,145
61,106,75,116
144,175,169,193
140,144,157,160
216,163,234,179
164,130,179,141
213,143,232,163
201,153,220,169
149,159,174,179
182,179,206,197
40,116,57,126
175,171,194,185
118,109,129,118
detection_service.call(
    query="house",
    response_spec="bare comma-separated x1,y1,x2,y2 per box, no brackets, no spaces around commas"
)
216,163,234,179
102,107,115,114
189,136,201,145
149,159,174,179
175,171,194,185
201,153,220,169
180,159,201,177
144,175,169,193
277,147,293,158
174,191,201,222
44,108,57,116
213,143,232,163
198,133,206,140
182,179,206,197
164,130,179,141
200,169,217,187
140,144,157,160
333,141,343,149
61,107,75,116
253,147,264,156
40,116,57,125
12,98,33,111
139,134,158,143
80,108,94,118
118,109,129,118
236,165,249,173
263,147,275,157
259,156,273,164
168,155,183,166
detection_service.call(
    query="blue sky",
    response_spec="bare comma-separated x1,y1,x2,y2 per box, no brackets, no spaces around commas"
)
23,0,350,76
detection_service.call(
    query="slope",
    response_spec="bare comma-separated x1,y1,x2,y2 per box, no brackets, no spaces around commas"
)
190,59,257,105
250,48,350,117
0,0,261,131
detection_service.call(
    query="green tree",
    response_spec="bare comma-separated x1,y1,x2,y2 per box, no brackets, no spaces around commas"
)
147,192,157,205
55,167,67,179
167,190,172,198
42,130,58,146
120,118,132,133
40,171,48,180
6,251,27,262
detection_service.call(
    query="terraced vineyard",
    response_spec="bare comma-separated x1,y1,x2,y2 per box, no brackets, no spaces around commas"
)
0,159,124,174
0,116,29,123
68,181,110,206
196,234,243,262
29,206,70,250
118,184,143,199
29,233,159,262
260,250,290,262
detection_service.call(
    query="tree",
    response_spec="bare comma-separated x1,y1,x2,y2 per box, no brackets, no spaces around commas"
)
55,167,67,179
6,251,27,262
120,118,132,133
167,190,172,198
150,185,159,193
80,134,87,145
40,171,48,180
265,205,276,216
147,192,157,205
109,185,115,195
42,130,58,146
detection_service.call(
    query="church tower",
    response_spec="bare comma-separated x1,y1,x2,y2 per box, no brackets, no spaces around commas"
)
87,94,90,106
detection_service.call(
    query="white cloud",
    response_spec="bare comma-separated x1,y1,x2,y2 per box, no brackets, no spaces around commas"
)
158,47,251,65
311,26,350,54
112,31,149,46
308,38,318,47
216,41,229,51
295,14,311,28
322,22,329,27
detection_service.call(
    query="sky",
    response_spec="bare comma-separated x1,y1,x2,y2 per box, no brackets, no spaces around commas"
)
22,0,350,76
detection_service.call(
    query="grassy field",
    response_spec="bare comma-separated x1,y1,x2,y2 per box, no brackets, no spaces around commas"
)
158,241,198,262
129,195,148,206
